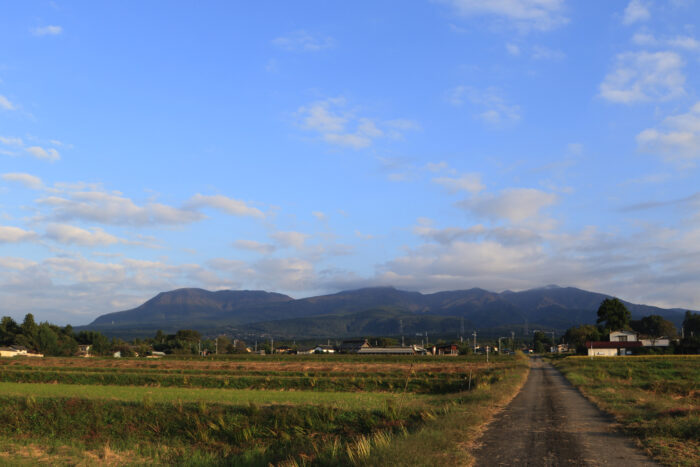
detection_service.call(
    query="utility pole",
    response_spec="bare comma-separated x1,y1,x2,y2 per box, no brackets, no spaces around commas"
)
270,337,274,355
425,331,428,348
511,331,515,352
215,337,218,355
472,331,477,352
460,317,465,342
498,337,502,355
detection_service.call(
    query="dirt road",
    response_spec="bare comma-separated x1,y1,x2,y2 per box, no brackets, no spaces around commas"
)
473,357,658,466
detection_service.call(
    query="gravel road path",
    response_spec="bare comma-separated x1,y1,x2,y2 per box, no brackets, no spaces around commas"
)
473,356,659,466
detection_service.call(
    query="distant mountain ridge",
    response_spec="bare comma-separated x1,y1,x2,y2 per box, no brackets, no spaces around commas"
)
84,285,691,338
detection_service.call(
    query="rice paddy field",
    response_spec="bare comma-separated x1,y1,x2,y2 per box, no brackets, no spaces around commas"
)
553,355,700,466
0,353,529,466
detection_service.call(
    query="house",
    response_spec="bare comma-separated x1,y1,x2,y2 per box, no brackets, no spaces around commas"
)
338,339,370,353
313,345,335,354
274,346,295,354
77,345,92,357
587,329,672,356
432,344,459,356
0,347,20,357
586,341,642,356
1,346,43,358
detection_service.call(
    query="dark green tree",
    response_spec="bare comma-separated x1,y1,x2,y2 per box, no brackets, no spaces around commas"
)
631,315,677,338
683,311,700,338
564,324,601,354
533,331,553,353
0,316,20,346
596,298,631,333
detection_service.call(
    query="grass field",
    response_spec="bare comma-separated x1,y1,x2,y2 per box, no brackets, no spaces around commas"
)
553,355,700,466
0,353,529,466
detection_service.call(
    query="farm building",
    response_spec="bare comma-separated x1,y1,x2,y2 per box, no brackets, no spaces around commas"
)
338,339,370,353
0,346,43,358
587,330,672,356
432,344,459,356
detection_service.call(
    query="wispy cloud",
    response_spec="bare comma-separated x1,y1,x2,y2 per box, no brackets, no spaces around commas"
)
186,194,265,218
36,190,204,226
232,239,276,254
0,95,16,111
637,101,700,165
438,0,568,32
272,30,334,52
26,146,60,161
458,188,558,223
45,223,123,246
31,25,62,36
448,86,521,125
0,226,38,243
599,51,685,103
297,97,417,149
622,0,650,25
531,45,565,60
432,173,485,194
632,33,700,51
2,172,43,190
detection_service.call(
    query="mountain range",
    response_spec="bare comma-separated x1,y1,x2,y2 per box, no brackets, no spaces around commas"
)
83,285,691,339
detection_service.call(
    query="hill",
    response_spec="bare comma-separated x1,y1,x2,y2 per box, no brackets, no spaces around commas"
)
82,285,690,339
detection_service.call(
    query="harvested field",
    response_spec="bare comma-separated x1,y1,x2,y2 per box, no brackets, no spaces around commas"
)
0,353,528,465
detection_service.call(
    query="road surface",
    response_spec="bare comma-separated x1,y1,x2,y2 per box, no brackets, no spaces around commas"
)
473,357,658,466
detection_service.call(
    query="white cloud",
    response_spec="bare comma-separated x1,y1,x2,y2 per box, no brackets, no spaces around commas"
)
458,188,558,223
272,30,334,51
506,43,520,55
637,101,700,165
186,194,265,218
31,25,63,36
44,223,122,246
297,97,416,149
0,226,37,243
26,146,60,161
622,0,650,25
312,211,327,222
632,33,700,50
448,86,521,124
0,95,15,111
232,240,276,254
599,51,685,103
439,0,568,32
270,231,309,249
432,173,485,194
0,136,23,146
37,190,203,226
2,173,43,189
425,161,451,173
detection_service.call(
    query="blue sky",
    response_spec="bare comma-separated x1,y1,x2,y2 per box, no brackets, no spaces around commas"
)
2,0,700,324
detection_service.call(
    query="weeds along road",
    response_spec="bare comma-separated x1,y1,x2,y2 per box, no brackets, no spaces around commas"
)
473,356,658,466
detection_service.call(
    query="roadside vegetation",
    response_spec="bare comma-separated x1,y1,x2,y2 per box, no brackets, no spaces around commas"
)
0,353,528,465
553,356,700,466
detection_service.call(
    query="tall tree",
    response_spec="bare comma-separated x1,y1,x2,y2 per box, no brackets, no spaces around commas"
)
596,298,631,333
564,324,601,354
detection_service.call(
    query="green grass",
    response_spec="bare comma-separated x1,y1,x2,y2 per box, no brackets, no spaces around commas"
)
0,381,430,410
553,355,700,466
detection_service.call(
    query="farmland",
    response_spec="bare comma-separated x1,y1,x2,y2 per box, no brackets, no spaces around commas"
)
553,356,700,466
0,354,528,466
